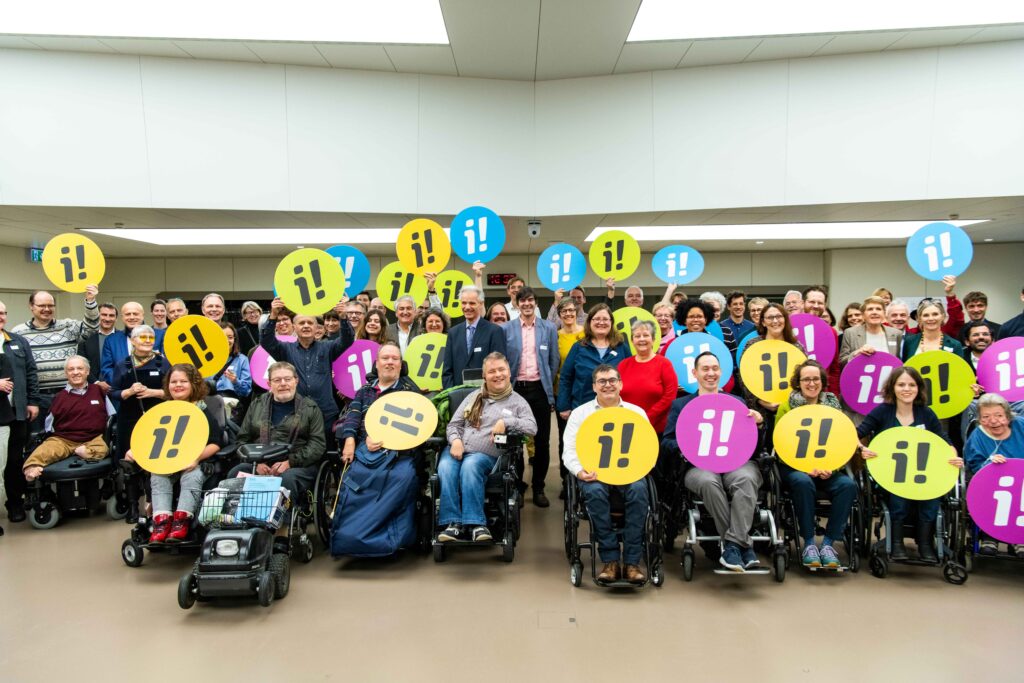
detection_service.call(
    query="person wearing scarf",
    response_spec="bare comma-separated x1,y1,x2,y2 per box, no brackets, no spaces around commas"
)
437,352,537,544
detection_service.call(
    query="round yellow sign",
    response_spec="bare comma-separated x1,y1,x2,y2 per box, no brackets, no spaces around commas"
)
41,233,106,293
274,248,346,317
866,427,959,501
576,407,659,485
163,315,231,379
435,270,473,319
612,306,661,356
404,333,447,392
365,391,439,451
376,261,429,312
129,401,210,475
773,405,858,473
904,350,976,420
739,339,808,405
396,218,451,276
588,229,640,280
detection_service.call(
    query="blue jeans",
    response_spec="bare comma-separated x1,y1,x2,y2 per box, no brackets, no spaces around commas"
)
438,449,497,527
888,495,939,528
782,467,857,544
579,479,649,565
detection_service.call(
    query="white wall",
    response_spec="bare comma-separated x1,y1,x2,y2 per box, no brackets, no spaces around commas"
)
1,40,1022,215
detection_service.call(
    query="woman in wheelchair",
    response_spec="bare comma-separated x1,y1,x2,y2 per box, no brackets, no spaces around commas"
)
775,360,857,568
858,367,964,562
125,364,223,543
964,393,1024,557
438,352,536,543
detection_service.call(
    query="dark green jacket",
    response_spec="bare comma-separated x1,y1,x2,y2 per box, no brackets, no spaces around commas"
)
901,333,964,361
239,392,325,468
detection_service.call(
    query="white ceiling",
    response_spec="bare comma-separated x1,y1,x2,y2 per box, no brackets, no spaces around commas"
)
0,196,1020,259
1,1,1023,81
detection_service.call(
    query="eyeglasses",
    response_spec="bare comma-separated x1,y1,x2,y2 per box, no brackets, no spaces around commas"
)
33,304,55,309
799,377,822,384
763,315,785,322
685,314,705,321
269,377,296,385
595,377,620,386
134,335,155,342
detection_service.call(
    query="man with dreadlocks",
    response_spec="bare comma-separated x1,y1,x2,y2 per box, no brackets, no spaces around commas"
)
436,352,537,543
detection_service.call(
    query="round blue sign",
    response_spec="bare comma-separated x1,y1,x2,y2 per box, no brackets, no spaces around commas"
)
734,330,761,367
905,222,973,280
326,245,370,297
652,245,704,285
450,206,506,264
536,243,586,292
665,332,733,394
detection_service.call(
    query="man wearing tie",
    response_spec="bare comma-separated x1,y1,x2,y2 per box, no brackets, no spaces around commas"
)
442,286,506,389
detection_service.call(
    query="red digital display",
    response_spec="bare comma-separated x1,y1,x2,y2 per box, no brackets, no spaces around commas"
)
487,273,518,286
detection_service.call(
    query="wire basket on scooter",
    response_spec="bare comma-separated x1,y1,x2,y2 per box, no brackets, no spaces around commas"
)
198,479,291,530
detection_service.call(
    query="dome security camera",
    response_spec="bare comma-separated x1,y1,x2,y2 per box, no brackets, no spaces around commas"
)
527,220,542,238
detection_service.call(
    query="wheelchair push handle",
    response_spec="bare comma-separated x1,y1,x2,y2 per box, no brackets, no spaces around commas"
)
237,443,292,464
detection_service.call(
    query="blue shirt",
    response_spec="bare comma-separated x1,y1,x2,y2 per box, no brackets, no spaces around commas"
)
965,416,1024,473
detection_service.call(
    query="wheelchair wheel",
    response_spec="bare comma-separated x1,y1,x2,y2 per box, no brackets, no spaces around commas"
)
121,539,145,567
682,549,695,582
433,544,446,563
177,571,197,610
296,535,315,564
502,543,515,563
257,571,275,607
106,494,129,520
651,560,664,587
29,501,60,530
569,561,583,587
943,561,968,586
773,550,787,583
869,554,888,578
270,553,291,599
313,460,341,548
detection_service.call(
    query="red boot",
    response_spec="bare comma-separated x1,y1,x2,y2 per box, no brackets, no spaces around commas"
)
167,511,192,543
149,514,172,543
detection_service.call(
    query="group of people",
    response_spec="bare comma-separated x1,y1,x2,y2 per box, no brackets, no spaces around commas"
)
1,273,1022,584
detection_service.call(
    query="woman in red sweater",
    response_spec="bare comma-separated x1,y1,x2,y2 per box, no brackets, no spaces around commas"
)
618,320,678,434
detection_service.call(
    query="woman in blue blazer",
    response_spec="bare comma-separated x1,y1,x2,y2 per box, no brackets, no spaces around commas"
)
556,304,631,420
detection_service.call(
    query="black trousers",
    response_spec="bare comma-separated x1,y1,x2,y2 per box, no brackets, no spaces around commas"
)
3,420,30,510
514,380,552,493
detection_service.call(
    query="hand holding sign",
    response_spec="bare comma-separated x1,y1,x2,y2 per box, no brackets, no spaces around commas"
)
42,233,105,293
652,245,704,285
866,427,959,500
739,340,808,405
405,333,447,392
537,244,586,291
129,402,210,475
676,394,759,473
397,219,450,275
774,405,857,473
967,460,1024,545
839,352,902,415
588,230,640,281
906,222,973,280
976,338,1024,402
365,391,438,450
164,315,230,379
274,248,346,317
333,340,380,399
576,407,659,485
450,206,506,263
904,350,976,420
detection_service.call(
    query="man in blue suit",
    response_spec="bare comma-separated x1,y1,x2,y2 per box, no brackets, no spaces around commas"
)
503,287,559,507
101,301,166,394
442,286,506,389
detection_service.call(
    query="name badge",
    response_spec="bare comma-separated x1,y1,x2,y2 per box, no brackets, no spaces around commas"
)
150,371,160,376
610,350,618,357
540,345,548,351
502,408,513,415
9,344,18,350
90,400,100,405
474,347,482,353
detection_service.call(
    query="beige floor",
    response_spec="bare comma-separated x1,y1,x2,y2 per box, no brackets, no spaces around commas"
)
2,460,1022,683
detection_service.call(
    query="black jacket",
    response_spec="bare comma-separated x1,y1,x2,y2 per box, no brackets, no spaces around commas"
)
2,330,40,421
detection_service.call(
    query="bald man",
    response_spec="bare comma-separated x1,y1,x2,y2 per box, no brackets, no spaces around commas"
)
100,301,166,387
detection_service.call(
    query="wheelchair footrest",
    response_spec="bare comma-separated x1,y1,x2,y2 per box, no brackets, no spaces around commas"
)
713,568,771,575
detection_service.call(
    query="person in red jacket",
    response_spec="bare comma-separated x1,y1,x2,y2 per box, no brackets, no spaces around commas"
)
22,355,112,481
618,320,678,434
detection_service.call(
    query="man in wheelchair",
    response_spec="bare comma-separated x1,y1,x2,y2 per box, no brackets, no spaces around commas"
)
562,364,650,585
23,355,113,482
437,352,536,543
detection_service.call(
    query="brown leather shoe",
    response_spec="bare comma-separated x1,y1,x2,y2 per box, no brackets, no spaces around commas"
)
597,561,621,583
624,564,646,585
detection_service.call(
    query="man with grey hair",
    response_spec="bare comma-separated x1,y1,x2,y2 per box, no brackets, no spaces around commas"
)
386,295,420,354
783,290,804,315
886,300,911,332
166,297,188,323
442,286,507,389
201,292,225,322
22,355,114,482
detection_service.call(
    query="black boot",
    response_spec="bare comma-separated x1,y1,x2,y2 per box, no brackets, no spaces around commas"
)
890,536,908,561
917,523,938,563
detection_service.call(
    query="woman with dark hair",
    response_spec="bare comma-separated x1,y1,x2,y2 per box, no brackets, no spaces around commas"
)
356,309,389,345
838,303,863,332
127,363,224,543
556,303,631,422
675,298,716,335
858,366,963,561
754,302,801,346
419,307,450,335
213,321,252,399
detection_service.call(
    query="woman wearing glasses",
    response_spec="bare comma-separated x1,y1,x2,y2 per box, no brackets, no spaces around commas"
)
743,302,804,424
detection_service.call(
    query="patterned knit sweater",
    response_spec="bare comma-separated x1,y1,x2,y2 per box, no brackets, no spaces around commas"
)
12,302,99,392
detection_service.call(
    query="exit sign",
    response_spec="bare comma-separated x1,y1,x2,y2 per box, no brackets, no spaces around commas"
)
27,247,44,263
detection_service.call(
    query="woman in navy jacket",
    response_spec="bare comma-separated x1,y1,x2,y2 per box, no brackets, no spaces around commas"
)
556,304,631,420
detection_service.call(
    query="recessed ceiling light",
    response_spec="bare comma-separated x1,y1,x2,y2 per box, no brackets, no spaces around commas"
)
586,220,988,242
1,0,449,44
755,240,765,245
628,0,1024,41
984,238,994,242
82,227,450,246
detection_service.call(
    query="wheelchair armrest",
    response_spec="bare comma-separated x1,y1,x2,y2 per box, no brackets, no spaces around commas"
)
217,443,239,459
237,443,291,464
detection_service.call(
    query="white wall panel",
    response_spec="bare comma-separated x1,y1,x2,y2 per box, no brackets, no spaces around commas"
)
140,57,290,209
535,73,654,215
286,68,419,212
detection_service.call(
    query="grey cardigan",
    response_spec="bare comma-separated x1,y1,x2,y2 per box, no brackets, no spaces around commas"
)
446,389,538,458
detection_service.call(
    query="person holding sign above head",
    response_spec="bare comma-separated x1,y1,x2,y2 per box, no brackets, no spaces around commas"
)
838,296,904,366
964,393,1024,557
562,364,650,584
557,304,631,423
618,320,678,434
128,364,224,543
857,367,963,562
441,286,506,389
438,352,536,543
662,352,764,572
547,287,589,327
901,299,964,360
775,360,857,568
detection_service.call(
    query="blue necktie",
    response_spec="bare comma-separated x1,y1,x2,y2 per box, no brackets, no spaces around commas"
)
466,324,476,355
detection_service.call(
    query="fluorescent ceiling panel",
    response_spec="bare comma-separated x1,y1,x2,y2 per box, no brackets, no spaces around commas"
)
586,220,989,241
0,0,449,44
82,227,456,246
628,0,1024,41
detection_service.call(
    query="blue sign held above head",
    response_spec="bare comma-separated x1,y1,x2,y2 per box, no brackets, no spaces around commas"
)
906,222,973,280
665,332,733,394
326,245,370,297
652,245,704,285
450,206,506,264
536,243,586,292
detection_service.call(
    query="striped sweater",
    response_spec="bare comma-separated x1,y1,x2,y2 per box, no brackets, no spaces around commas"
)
12,302,99,392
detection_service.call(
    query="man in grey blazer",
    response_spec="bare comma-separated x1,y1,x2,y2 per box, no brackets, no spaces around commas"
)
503,287,560,507
385,295,420,354
838,296,904,365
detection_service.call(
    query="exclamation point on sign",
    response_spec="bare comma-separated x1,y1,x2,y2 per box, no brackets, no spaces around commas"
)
411,230,436,268
667,252,688,278
179,323,215,367
923,232,953,272
795,417,831,458
294,261,326,306
616,423,634,467
920,363,951,405
602,240,625,273
559,252,572,282
465,217,488,255
892,440,929,484
60,244,87,282
995,348,1024,391
150,414,190,459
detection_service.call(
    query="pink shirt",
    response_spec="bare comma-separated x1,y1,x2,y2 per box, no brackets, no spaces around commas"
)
517,317,541,382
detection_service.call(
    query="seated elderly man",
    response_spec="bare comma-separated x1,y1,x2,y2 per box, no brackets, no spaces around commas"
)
23,355,114,481
230,361,325,547
562,363,650,584
438,352,537,543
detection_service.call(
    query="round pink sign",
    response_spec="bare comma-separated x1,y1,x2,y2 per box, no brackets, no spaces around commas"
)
789,314,837,368
250,335,297,390
839,352,903,415
976,337,1024,402
332,340,381,399
676,393,759,474
967,459,1024,545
